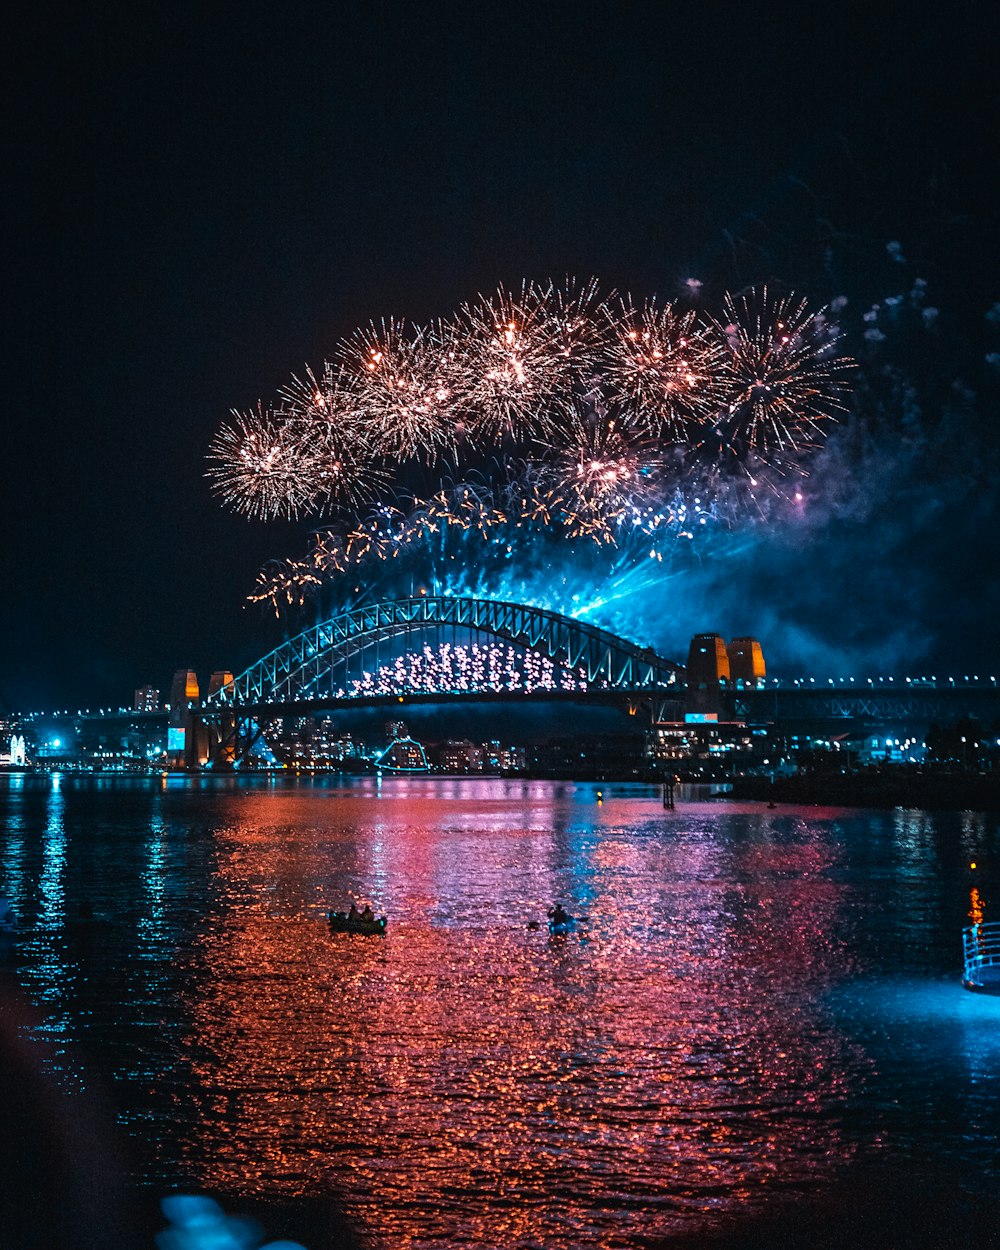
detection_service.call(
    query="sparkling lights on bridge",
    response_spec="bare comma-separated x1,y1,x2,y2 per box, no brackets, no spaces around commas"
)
344,642,589,698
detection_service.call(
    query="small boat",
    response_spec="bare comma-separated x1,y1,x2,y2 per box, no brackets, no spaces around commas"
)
329,910,388,935
962,922,1000,994
547,907,575,936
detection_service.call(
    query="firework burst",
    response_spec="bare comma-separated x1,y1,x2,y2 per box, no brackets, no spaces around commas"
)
335,318,465,461
211,277,854,616
277,364,390,508
537,405,663,541
601,294,723,439
702,286,853,480
207,403,323,520
448,278,606,444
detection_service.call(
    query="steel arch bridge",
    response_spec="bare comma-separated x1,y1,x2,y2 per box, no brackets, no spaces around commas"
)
207,596,682,709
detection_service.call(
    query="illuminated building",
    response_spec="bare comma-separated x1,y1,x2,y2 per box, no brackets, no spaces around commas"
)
497,744,527,772
646,720,769,773
310,720,364,765
248,715,367,768
133,685,161,711
485,739,527,772
378,736,429,772
433,739,526,773
0,717,29,766
0,732,27,767
437,739,486,772
77,715,167,769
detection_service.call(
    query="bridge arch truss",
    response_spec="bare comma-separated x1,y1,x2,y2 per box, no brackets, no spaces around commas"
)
208,596,682,708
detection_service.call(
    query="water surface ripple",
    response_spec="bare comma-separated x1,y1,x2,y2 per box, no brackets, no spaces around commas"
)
1,775,997,1247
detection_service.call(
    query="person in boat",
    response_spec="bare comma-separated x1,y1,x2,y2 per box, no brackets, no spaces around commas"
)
360,904,374,923
348,902,360,921
547,903,570,927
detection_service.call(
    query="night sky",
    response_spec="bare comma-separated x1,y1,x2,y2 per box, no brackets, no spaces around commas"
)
4,1,998,712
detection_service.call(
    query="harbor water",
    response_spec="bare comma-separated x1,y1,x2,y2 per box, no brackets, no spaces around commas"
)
0,773,998,1248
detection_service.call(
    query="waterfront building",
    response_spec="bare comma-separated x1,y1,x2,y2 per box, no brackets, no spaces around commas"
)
311,719,364,765
378,736,429,771
0,732,27,767
646,719,770,775
437,739,486,772
496,744,527,772
77,714,167,769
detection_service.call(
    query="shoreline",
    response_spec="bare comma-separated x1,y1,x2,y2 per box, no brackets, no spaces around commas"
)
5,765,1000,813
729,772,1000,812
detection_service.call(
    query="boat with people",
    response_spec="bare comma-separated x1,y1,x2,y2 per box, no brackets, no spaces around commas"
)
547,903,574,936
329,905,388,935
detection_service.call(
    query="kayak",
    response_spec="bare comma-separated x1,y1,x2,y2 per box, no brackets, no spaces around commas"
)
329,911,388,935
548,919,574,936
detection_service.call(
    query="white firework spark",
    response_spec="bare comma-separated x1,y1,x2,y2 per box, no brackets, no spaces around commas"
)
206,403,322,520
706,285,853,472
447,279,605,444
278,364,389,508
601,294,723,439
335,318,465,461
537,404,663,542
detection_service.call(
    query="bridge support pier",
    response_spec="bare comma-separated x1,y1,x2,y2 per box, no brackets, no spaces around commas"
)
199,710,267,769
